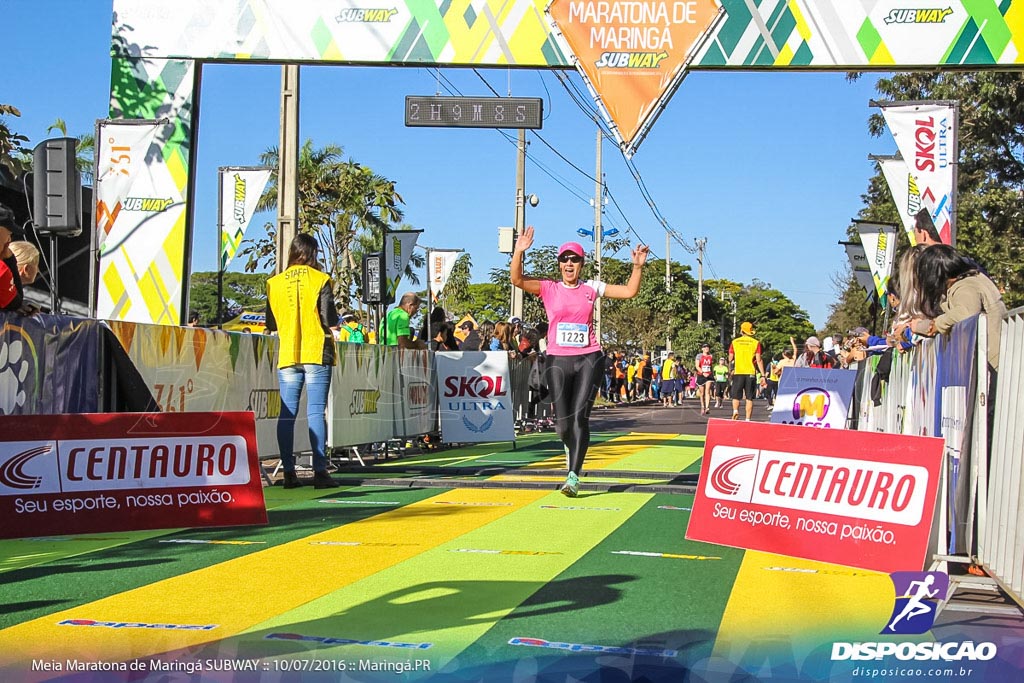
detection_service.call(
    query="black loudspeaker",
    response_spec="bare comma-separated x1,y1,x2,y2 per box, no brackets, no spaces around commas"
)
32,137,82,236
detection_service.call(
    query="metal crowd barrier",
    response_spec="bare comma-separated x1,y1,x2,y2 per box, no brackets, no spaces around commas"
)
854,310,1023,617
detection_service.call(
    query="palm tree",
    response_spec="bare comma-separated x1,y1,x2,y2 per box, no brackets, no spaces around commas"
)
46,118,95,185
240,139,410,309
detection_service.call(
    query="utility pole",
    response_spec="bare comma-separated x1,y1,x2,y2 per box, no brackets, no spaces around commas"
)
276,64,300,274
510,129,526,321
695,237,706,324
665,231,671,352
594,124,603,342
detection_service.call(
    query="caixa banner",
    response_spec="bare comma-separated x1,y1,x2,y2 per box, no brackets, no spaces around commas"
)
435,352,515,443
0,412,266,539
686,420,943,574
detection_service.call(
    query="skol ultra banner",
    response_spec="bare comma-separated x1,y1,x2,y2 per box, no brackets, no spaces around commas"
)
879,101,957,244
855,221,899,300
435,351,515,443
219,167,271,270
95,119,187,325
384,229,422,302
686,419,944,573
0,411,266,539
770,367,858,429
548,0,721,153
428,249,461,302
877,155,923,244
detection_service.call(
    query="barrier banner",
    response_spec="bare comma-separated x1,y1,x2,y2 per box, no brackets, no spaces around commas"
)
879,102,957,245
770,368,858,429
397,349,435,437
0,313,101,415
105,322,308,458
329,343,398,447
686,420,944,573
0,411,266,539
435,351,515,443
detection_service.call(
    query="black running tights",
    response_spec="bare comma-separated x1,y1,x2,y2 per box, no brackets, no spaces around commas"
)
543,351,604,475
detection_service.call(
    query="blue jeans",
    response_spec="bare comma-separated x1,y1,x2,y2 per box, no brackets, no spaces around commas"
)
277,363,332,473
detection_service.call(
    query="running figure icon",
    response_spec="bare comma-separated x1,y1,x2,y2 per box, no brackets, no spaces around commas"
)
888,574,939,631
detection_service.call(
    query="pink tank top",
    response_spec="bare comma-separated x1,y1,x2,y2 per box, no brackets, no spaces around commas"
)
539,279,606,356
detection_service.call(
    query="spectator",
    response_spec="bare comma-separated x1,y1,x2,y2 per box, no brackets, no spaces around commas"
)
913,208,942,247
430,321,459,351
186,309,200,327
0,203,25,312
660,352,677,407
458,320,483,351
911,244,1006,370
419,305,448,342
336,310,368,343
8,241,40,316
792,335,835,369
712,356,729,409
265,233,340,490
382,292,426,350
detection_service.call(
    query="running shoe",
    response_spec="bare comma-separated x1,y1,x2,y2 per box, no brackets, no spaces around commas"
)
560,472,579,497
731,412,740,420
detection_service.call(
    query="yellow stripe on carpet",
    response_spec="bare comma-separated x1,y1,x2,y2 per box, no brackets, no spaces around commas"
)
521,432,676,471
712,550,894,665
0,488,547,671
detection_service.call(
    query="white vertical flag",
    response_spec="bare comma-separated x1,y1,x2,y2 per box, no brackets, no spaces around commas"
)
879,102,957,245
855,221,898,301
843,242,876,301
877,155,922,245
428,250,461,301
219,167,271,270
385,229,422,301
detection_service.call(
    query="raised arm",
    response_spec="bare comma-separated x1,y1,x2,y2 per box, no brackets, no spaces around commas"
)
603,244,650,299
510,225,542,295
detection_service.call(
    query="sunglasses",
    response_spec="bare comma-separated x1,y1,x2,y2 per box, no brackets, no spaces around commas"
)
558,254,583,264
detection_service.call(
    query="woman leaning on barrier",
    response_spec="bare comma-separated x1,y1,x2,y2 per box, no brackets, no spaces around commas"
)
906,244,1006,372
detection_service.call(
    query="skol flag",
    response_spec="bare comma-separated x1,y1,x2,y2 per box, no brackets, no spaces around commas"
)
843,242,876,301
385,229,422,301
877,155,923,245
219,167,271,270
854,221,898,301
879,102,957,244
428,250,461,301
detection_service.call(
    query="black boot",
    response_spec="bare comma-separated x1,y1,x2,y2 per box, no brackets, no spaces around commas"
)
312,471,340,489
281,471,304,489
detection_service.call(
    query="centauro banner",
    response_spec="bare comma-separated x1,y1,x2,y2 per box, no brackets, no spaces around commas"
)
435,351,515,443
842,242,876,302
876,154,923,244
95,119,186,324
879,101,957,245
855,220,899,301
219,167,271,271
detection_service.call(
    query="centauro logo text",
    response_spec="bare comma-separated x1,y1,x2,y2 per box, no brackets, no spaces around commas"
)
884,7,954,24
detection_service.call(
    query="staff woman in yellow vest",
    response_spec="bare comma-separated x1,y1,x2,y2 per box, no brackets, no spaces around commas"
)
265,233,340,489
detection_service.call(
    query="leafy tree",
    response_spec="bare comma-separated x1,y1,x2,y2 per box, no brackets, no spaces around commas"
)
825,267,877,336
734,279,816,359
0,104,30,177
188,271,269,325
453,282,509,324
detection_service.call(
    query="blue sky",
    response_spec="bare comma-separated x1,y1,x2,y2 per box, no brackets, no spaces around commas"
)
5,0,897,328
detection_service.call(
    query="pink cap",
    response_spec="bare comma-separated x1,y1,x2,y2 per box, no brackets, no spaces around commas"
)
558,242,585,259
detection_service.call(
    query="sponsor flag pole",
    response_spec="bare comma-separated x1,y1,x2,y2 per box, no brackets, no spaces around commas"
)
217,167,225,326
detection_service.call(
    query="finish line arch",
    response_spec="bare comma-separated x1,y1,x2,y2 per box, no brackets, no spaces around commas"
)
100,0,1024,324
